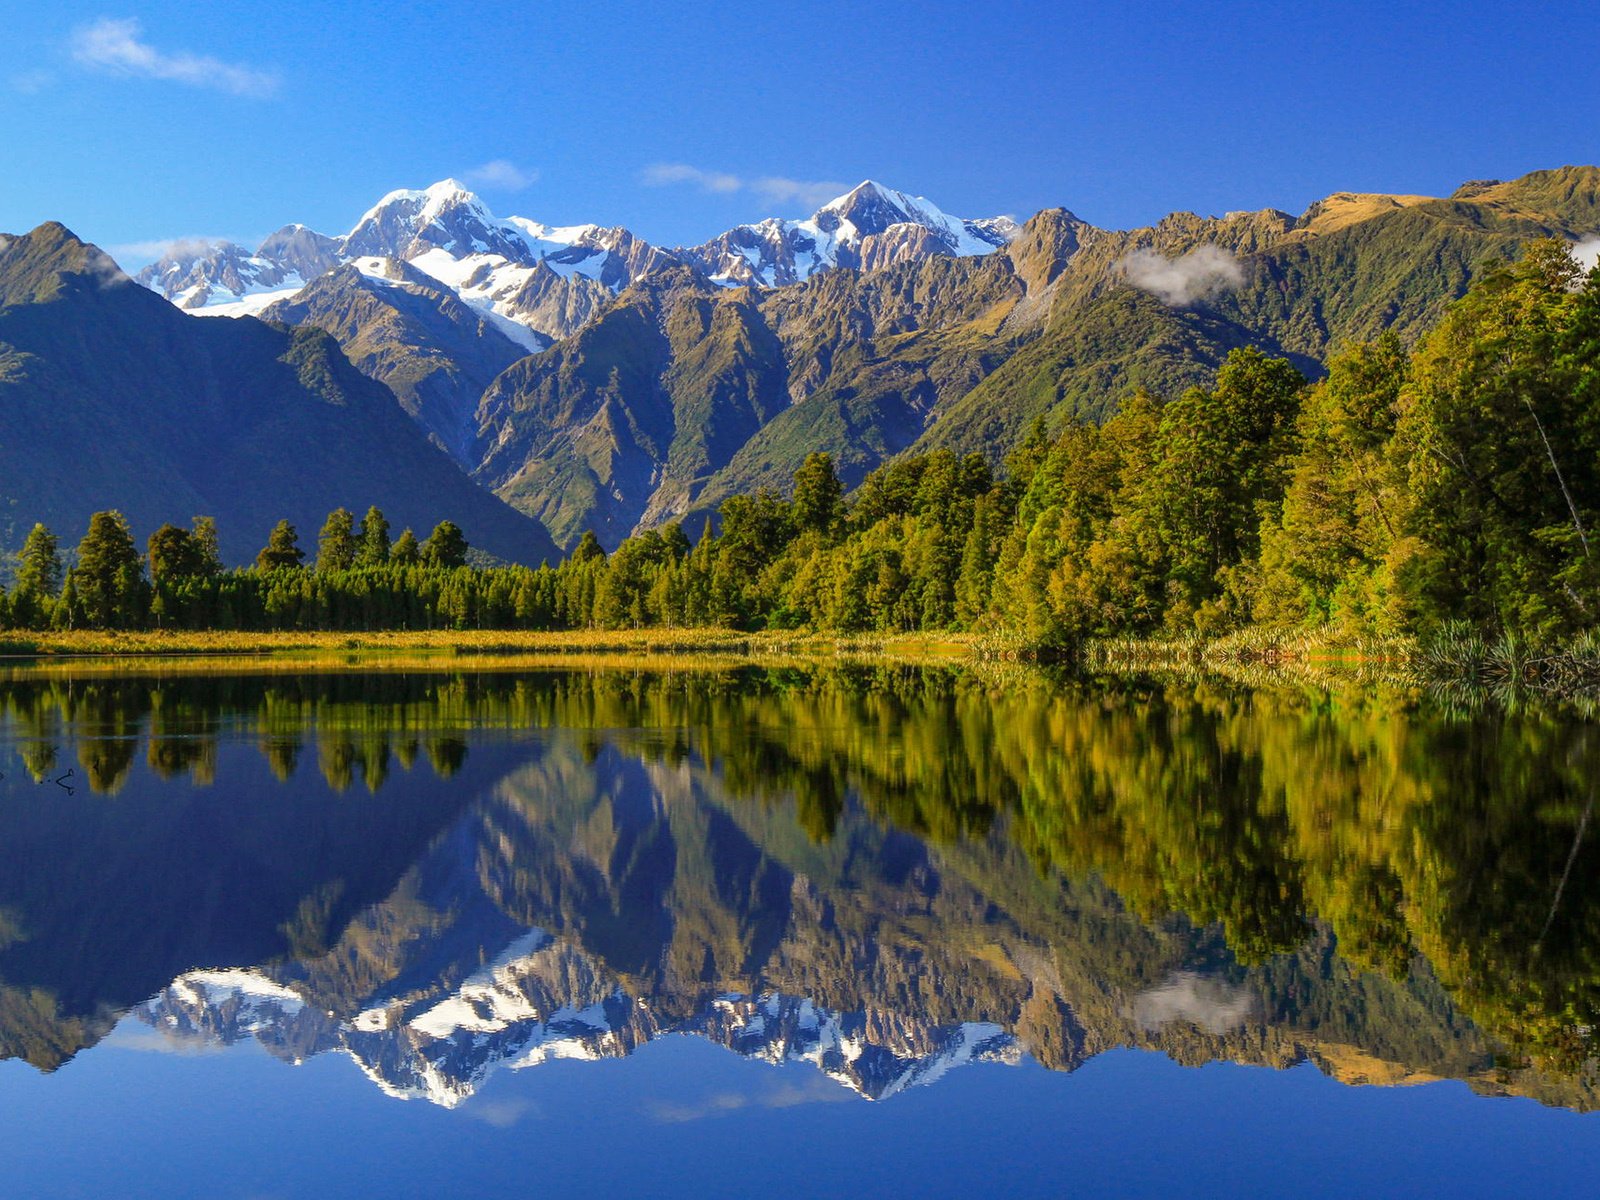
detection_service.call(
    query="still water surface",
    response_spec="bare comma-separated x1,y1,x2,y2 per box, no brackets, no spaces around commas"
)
0,661,1598,1197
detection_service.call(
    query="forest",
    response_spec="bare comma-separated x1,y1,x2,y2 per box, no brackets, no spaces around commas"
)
3,240,1598,646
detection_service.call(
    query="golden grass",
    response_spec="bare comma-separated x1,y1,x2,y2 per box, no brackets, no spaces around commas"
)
1291,192,1437,238
0,627,986,671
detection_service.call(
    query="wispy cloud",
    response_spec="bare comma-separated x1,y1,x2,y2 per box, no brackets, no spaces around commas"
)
641,163,743,194
1131,970,1259,1035
1120,245,1244,306
70,17,280,98
463,1097,541,1128
1573,237,1600,273
10,69,55,95
642,163,847,211
461,160,540,191
646,1076,853,1124
749,176,852,209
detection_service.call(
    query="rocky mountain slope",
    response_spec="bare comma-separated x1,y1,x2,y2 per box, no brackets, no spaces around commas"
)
468,166,1600,545
0,223,559,564
126,166,1600,552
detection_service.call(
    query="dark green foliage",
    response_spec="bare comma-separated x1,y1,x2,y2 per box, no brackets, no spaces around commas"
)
421,521,468,569
10,523,61,628
391,528,421,566
316,508,358,573
72,511,145,629
191,517,223,577
356,506,391,568
257,520,305,572
791,452,843,539
570,531,605,563
147,524,200,584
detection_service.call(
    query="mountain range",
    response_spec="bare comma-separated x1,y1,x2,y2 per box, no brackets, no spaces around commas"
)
139,166,1600,551
0,223,557,564
3,165,1597,562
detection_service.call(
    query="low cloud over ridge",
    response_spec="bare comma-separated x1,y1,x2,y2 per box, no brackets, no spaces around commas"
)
1121,245,1244,306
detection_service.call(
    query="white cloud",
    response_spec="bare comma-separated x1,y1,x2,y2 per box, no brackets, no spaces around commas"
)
641,163,850,214
105,235,241,271
641,163,743,194
750,175,851,210
70,17,279,98
1572,237,1600,273
1120,245,1244,306
461,160,539,191
1131,971,1258,1034
10,69,55,95
111,236,232,259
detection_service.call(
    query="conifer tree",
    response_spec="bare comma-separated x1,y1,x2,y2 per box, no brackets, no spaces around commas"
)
13,523,62,628
793,452,843,539
75,511,145,628
317,508,358,573
570,531,605,563
391,528,421,565
356,506,391,568
257,520,305,571
421,520,468,568
191,517,223,575
147,524,198,584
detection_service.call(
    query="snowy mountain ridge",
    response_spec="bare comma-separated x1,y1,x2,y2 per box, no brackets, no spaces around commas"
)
133,178,1019,341
136,937,1021,1109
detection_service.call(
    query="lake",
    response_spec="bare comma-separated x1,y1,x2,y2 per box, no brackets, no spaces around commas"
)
0,659,1597,1198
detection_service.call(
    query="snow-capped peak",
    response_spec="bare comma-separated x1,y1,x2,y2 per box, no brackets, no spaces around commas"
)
680,179,1018,288
133,175,1017,333
352,178,482,232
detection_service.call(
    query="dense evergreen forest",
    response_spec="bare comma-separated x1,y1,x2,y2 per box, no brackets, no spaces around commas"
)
3,241,1598,645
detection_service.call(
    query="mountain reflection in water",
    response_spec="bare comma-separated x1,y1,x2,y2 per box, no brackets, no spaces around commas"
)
0,662,1597,1114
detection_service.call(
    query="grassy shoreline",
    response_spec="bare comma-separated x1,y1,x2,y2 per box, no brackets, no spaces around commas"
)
0,627,987,663
6,624,1599,698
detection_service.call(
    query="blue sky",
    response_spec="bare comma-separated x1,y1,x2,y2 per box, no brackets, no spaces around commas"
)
2,1,1598,267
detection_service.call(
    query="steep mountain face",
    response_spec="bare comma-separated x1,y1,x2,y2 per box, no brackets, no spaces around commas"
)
0,223,558,564
914,169,1600,457
480,166,1600,545
259,258,536,462
473,267,790,546
134,180,670,344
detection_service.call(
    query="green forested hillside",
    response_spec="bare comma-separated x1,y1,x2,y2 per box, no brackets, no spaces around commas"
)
0,223,558,567
460,165,1600,549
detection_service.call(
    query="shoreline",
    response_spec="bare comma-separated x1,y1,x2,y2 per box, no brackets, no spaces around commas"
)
0,627,990,663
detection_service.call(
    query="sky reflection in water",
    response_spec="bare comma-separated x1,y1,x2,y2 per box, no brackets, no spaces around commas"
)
0,662,1596,1198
